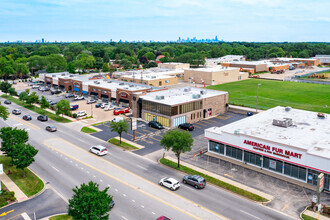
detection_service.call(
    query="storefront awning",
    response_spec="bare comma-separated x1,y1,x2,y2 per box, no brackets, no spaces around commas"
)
73,88,80,92
82,90,88,94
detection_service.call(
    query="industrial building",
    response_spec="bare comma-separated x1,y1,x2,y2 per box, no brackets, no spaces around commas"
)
205,106,329,191
183,67,248,85
117,73,178,86
158,62,190,70
270,58,321,67
311,55,330,65
205,55,245,67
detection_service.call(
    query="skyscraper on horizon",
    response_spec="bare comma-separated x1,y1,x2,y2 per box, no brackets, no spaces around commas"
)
42,38,44,43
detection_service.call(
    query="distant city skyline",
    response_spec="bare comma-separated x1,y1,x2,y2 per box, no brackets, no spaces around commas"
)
1,0,330,42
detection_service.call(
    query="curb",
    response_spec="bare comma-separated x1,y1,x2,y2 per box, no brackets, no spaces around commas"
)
300,206,308,220
40,213,69,220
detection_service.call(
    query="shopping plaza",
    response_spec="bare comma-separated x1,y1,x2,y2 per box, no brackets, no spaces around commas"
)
205,106,329,191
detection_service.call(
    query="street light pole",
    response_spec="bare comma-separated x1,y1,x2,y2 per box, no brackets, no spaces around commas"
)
256,83,262,113
91,102,93,117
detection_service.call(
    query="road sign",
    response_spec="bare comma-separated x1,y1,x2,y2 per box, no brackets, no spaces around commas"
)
132,118,137,130
317,173,324,193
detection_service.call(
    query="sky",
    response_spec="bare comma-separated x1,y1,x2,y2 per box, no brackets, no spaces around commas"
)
1,0,330,42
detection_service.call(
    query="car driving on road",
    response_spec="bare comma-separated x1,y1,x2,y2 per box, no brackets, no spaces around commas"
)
178,123,194,131
37,115,48,121
182,175,206,189
4,100,11,104
89,145,107,156
159,177,180,191
22,115,32,121
46,125,57,132
12,109,21,115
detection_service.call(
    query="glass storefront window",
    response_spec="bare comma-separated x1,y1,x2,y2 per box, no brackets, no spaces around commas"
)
284,163,306,181
225,145,242,160
209,141,224,154
244,151,262,167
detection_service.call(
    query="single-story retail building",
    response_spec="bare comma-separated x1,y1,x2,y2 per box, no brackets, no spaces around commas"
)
205,106,329,191
132,87,228,128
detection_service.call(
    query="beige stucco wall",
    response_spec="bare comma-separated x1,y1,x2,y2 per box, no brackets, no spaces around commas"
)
158,63,190,69
118,76,178,87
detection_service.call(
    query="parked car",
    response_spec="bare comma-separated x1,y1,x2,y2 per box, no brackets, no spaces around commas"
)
247,111,254,116
178,123,194,131
69,104,79,110
74,96,84,100
39,87,50,91
148,121,164,129
159,177,180,191
95,103,102,108
76,110,87,117
123,108,130,113
104,105,115,111
50,90,61,95
12,109,21,115
4,100,11,104
112,116,124,123
89,145,107,156
86,99,97,104
46,125,57,132
101,103,108,109
183,175,206,189
65,93,74,98
113,108,125,115
37,115,48,121
49,101,58,106
32,85,40,89
22,115,32,121
46,98,52,103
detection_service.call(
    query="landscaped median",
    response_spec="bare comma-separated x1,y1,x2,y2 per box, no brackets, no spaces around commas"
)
49,214,72,220
0,156,44,197
159,157,268,203
80,126,98,134
1,94,72,123
108,138,140,150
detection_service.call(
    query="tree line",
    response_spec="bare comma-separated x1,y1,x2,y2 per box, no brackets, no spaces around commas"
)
0,42,329,79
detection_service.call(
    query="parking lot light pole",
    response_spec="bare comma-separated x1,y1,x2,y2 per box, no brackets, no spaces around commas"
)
256,83,262,113
91,102,93,117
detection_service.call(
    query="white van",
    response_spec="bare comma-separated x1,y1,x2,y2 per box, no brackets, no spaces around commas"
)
76,110,87,117
112,116,124,123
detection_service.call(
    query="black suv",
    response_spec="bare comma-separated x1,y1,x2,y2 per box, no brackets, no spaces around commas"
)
37,115,48,121
148,121,164,129
4,100,11,104
183,175,206,189
22,115,32,121
51,90,61,95
178,123,194,131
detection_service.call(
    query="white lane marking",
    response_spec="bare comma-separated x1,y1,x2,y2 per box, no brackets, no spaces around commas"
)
108,152,113,155
51,166,60,172
70,160,73,163
14,123,23,126
240,210,260,219
137,165,148,170
100,179,103,182
81,167,83,170
56,151,58,154
108,184,111,187
26,128,30,131
123,194,126,197
115,189,118,192
65,157,68,159
93,175,96,178
22,212,32,220
87,171,90,174
122,216,128,220
152,212,155,215
132,199,135,202
141,205,144,208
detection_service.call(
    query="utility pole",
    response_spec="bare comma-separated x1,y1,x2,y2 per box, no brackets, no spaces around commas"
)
256,83,262,113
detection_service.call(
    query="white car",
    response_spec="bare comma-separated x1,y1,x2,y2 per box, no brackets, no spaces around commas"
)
159,177,180,191
74,96,85,100
76,110,87,117
32,85,40,89
101,103,109,109
89,145,107,156
104,105,115,111
86,99,97,104
112,116,124,123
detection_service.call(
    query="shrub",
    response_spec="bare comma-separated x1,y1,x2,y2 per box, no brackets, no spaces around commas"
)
73,113,77,118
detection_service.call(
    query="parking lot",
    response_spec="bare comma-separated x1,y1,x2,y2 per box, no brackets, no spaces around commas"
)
91,112,247,156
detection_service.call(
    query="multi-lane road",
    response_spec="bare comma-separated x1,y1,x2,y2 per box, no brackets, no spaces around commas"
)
0,98,294,220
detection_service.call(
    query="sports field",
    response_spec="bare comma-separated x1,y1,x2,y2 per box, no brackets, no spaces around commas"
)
207,79,330,113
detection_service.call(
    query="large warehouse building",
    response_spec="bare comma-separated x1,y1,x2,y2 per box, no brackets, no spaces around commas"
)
205,106,329,191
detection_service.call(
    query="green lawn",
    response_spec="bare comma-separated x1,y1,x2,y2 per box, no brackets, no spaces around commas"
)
0,156,44,197
81,126,97,133
207,79,330,113
108,138,139,150
49,215,72,220
160,158,267,202
1,94,72,123
91,121,110,126
301,214,317,220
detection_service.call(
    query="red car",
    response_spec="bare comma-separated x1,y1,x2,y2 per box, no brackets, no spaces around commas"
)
157,217,170,220
113,108,130,115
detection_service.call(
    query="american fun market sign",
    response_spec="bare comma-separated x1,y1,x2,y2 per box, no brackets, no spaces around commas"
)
243,140,302,160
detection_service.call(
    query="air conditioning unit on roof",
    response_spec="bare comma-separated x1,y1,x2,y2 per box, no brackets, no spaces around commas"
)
156,95,165,100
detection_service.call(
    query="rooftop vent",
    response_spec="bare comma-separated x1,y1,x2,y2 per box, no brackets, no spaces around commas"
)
184,88,191,92
69,75,74,77
129,85,134,87
61,73,65,76
94,81,100,84
273,118,293,128
285,106,292,111
234,129,246,135
107,81,112,83
156,95,165,100
119,83,124,85
200,90,207,95
151,76,156,79
124,87,128,89
52,75,56,77
192,94,201,99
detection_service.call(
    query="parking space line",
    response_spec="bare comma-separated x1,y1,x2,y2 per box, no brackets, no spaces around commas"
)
148,136,161,142
196,121,209,126
193,125,202,128
141,139,153,144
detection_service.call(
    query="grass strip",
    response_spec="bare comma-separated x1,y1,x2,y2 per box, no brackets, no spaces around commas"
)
1,94,72,123
91,121,110,126
301,214,317,220
81,126,97,134
108,138,139,150
82,116,93,120
159,158,268,202
49,215,72,220
0,156,44,197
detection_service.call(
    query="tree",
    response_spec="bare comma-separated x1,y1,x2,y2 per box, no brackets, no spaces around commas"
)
139,56,148,64
75,54,95,72
119,58,132,70
109,120,129,144
67,62,76,74
12,143,38,177
0,103,10,121
26,92,39,105
8,87,17,96
299,50,310,58
148,61,158,68
68,181,113,220
0,127,29,162
19,91,29,103
28,55,47,74
40,95,49,109
102,63,110,72
37,45,60,56
56,100,70,117
0,81,12,93
46,54,67,72
160,130,193,168
144,52,156,60
16,63,29,77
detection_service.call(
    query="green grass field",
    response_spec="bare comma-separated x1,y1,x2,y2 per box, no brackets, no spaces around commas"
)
80,126,97,133
207,79,330,113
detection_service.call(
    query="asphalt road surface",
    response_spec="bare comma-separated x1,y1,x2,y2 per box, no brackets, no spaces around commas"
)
0,98,295,220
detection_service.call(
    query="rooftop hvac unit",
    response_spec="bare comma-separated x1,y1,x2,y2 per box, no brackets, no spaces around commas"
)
156,95,165,100
119,83,124,85
272,118,293,128
234,129,246,135
285,106,292,111
192,94,201,99
200,90,207,95
69,75,74,77
124,87,128,89
94,81,100,84
129,85,134,87
184,88,191,92
151,76,156,79
61,74,65,76
52,75,56,77
107,81,112,83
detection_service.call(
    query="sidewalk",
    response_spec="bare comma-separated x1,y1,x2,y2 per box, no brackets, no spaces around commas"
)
302,209,330,220
0,173,28,202
164,156,274,202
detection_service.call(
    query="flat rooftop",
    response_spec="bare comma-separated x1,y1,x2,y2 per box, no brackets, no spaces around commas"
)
121,74,176,80
141,87,227,106
186,67,239,72
224,61,268,65
207,106,330,158
114,68,184,76
84,79,155,91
